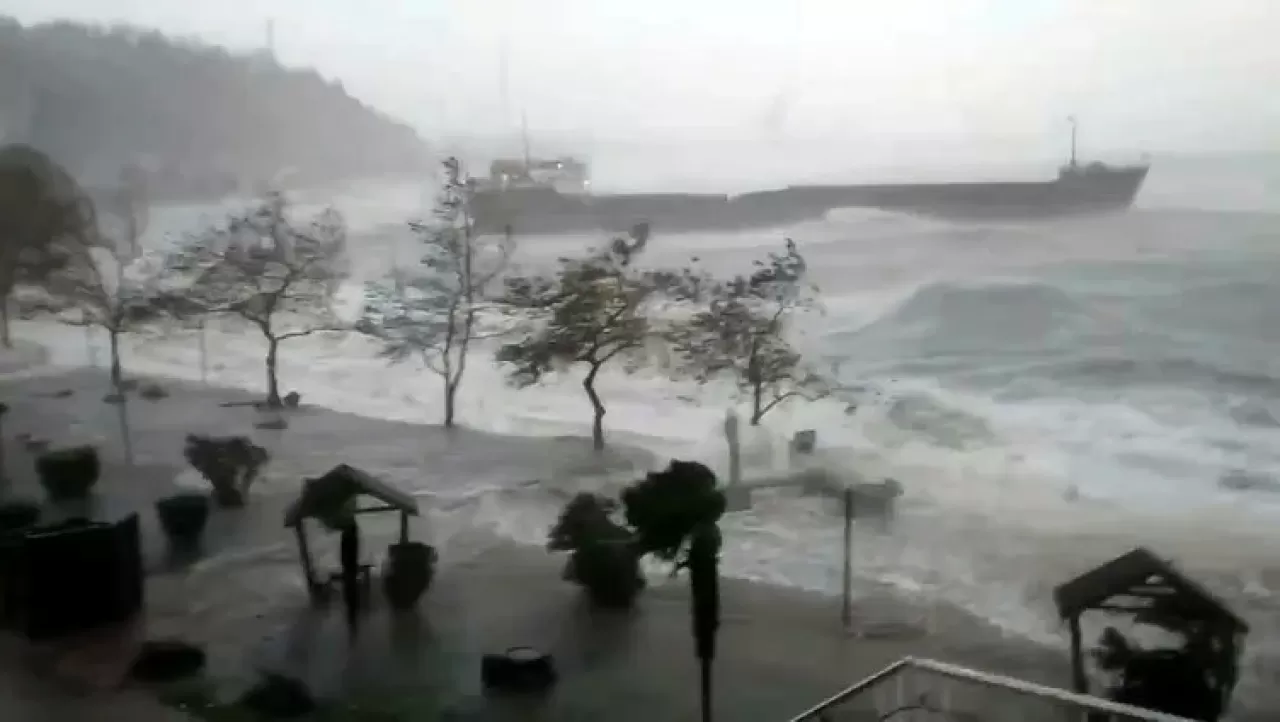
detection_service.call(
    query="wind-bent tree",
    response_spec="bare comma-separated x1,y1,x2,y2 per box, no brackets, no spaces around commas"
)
49,179,155,393
497,224,670,450
672,239,830,425
0,143,99,346
51,249,168,395
168,193,347,407
359,158,513,427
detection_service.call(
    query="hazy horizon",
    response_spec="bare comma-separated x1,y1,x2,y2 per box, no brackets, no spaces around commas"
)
1,0,1277,163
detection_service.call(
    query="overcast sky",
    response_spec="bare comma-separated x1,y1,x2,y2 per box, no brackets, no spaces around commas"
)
3,0,1278,156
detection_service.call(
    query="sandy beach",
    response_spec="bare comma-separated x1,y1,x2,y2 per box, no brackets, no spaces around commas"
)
0,368,1267,720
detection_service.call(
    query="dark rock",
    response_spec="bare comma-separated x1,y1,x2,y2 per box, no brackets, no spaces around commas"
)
283,391,301,408
139,383,169,401
52,389,74,398
129,639,206,682
481,647,557,693
238,674,316,719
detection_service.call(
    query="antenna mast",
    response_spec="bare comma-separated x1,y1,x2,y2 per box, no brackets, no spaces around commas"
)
521,111,531,169
1067,115,1078,167
265,18,277,60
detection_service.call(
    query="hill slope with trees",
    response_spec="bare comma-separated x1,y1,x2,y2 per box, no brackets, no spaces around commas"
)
0,16,431,200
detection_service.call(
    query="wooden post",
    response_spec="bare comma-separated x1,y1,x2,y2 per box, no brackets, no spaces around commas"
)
294,523,318,595
724,410,741,487
198,321,209,385
1068,614,1087,693
399,511,409,544
841,485,854,630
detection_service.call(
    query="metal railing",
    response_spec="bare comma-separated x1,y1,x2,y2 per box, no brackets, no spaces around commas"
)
786,657,1200,722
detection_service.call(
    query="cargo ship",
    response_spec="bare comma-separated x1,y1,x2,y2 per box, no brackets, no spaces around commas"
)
470,123,1150,236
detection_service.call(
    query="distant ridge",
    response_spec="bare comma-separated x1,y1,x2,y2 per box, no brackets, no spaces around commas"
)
0,16,431,200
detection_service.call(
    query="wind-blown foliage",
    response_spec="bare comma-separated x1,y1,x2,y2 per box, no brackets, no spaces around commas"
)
672,239,830,425
359,158,513,427
165,193,347,407
496,224,672,450
0,143,100,346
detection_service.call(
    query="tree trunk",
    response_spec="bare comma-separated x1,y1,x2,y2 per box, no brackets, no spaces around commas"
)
443,378,457,429
583,366,606,451
265,336,282,408
750,383,764,426
699,657,713,722
108,328,123,392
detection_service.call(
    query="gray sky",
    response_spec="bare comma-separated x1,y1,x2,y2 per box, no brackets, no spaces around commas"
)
3,0,1278,155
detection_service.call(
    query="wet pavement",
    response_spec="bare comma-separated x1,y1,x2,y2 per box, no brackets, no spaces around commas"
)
0,369,1199,721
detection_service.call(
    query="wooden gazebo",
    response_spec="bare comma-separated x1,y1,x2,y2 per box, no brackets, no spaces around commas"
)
1053,546,1248,717
283,464,420,599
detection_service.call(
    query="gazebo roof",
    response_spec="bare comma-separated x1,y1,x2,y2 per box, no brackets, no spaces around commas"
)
283,463,419,528
1053,546,1248,632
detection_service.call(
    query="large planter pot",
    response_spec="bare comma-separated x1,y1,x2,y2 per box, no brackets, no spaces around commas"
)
382,542,437,610
571,539,644,609
154,493,211,548
35,446,100,502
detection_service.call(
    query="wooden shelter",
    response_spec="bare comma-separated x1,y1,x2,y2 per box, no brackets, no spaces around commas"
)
1053,546,1248,706
283,464,420,600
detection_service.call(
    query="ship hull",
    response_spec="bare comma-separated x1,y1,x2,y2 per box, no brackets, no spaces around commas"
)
472,164,1149,236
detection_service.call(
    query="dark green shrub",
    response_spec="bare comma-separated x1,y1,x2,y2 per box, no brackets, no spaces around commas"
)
154,493,210,547
35,445,100,501
548,492,642,608
547,492,629,552
183,435,268,508
571,539,644,608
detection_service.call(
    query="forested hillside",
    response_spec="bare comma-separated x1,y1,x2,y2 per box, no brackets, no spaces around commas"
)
0,17,431,200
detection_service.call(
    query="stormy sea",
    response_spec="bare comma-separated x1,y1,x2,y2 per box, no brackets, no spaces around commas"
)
24,149,1280,701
